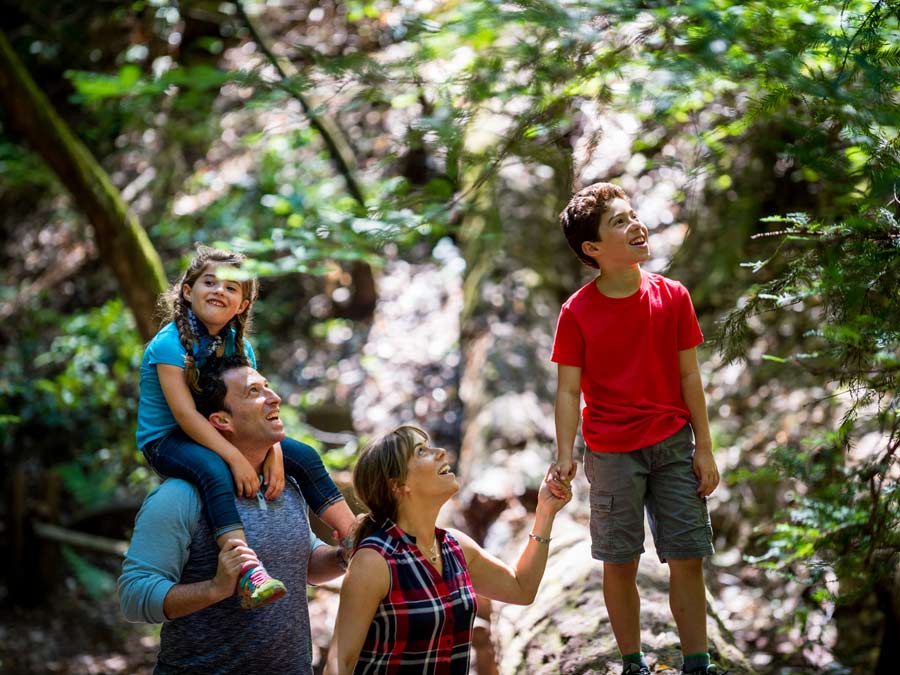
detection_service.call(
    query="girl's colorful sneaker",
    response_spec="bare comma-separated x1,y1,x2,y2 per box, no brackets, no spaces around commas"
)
237,562,287,609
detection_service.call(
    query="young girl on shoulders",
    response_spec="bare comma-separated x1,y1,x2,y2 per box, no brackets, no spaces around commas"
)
136,245,356,608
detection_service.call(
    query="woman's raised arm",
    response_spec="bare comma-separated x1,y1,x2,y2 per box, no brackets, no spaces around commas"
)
451,471,570,605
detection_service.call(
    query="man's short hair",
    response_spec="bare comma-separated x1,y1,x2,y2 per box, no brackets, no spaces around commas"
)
559,182,627,268
193,355,252,418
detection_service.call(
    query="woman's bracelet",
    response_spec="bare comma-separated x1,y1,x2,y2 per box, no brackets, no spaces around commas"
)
528,532,551,545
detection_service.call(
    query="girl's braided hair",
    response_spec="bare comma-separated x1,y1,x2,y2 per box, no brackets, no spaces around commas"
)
157,245,260,393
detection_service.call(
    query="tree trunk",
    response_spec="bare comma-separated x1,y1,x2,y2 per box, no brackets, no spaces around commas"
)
0,30,166,341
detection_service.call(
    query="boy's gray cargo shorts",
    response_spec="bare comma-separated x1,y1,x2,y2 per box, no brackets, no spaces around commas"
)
583,423,715,564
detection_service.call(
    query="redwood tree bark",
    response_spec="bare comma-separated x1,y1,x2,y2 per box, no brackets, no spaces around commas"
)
0,30,166,341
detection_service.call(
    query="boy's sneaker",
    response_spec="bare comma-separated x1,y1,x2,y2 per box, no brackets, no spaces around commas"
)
682,666,729,675
238,562,287,609
623,664,651,675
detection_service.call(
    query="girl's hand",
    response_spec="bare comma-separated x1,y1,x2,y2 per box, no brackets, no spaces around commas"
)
263,443,286,500
230,456,261,498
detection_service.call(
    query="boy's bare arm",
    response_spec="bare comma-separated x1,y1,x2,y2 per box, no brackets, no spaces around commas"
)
554,364,582,485
678,348,719,497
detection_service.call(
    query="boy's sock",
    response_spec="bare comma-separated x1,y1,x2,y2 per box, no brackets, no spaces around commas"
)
622,651,649,673
682,652,711,673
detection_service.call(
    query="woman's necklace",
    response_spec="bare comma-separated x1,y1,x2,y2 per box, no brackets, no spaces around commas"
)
421,538,439,564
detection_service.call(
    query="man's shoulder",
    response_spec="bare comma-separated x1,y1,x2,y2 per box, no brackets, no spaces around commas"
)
151,477,200,497
142,479,202,522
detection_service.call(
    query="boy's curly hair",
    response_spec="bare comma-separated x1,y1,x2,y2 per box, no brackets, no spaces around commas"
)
559,182,627,268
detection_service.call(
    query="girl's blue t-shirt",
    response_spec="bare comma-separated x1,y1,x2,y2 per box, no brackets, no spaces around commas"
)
136,322,257,449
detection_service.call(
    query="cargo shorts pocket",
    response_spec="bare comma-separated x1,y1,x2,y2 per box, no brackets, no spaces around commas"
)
590,493,615,553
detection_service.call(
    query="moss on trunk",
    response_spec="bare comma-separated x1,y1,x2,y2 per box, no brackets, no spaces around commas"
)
0,30,166,341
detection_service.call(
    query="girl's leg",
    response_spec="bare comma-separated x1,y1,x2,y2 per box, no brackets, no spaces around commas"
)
280,437,356,540
147,430,244,540
145,431,286,608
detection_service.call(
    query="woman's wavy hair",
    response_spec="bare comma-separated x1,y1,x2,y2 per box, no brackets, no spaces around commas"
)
351,425,428,549
157,245,259,392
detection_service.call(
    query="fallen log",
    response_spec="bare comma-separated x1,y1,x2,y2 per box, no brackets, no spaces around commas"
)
32,522,129,557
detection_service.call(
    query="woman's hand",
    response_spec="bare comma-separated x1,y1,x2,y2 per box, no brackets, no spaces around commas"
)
538,465,572,515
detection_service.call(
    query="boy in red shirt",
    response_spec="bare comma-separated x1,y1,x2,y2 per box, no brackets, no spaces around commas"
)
550,182,725,675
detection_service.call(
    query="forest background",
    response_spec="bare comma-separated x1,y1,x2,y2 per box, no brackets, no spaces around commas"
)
0,1,898,674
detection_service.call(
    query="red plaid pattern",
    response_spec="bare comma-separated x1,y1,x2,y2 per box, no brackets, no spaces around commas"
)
354,521,477,674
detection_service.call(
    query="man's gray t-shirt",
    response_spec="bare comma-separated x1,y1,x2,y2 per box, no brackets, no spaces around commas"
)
119,476,321,675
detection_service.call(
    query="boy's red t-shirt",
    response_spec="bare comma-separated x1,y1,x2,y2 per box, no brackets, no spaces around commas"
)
551,271,703,453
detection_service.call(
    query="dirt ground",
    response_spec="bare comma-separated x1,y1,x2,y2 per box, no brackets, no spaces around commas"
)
0,590,157,675
0,571,349,675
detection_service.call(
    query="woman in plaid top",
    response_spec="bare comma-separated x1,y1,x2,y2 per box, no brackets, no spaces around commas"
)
327,426,571,674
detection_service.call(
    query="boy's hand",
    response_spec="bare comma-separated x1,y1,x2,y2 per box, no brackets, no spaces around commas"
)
539,466,573,513
548,459,576,499
692,447,720,497
229,456,261,498
553,458,577,483
263,443,286,500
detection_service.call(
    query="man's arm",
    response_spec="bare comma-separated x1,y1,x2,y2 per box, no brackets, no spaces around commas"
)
118,481,198,623
678,347,719,497
307,526,347,585
162,538,258,619
118,481,256,622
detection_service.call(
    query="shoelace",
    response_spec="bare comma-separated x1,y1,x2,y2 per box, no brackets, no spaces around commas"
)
244,566,269,587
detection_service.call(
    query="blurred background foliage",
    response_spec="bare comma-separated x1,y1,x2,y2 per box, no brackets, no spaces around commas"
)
1,0,898,672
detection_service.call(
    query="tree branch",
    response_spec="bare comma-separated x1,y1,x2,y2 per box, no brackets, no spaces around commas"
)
235,1,366,209
33,522,129,557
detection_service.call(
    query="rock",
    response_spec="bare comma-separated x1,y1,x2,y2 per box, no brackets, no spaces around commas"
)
491,517,756,675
